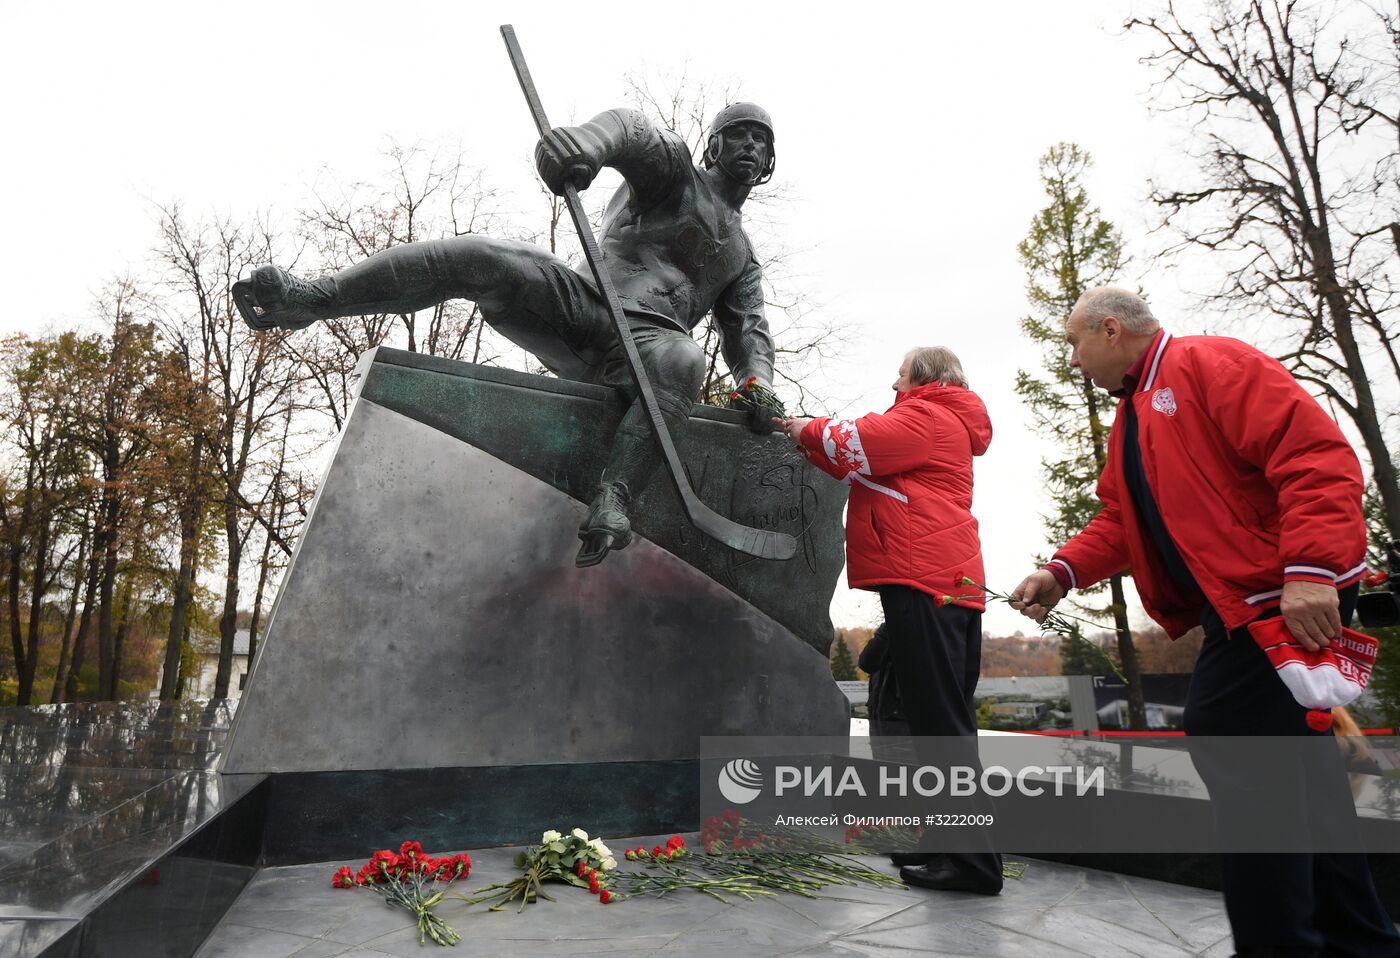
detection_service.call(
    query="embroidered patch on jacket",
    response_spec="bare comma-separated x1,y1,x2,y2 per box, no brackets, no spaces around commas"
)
1151,387,1177,417
822,419,870,476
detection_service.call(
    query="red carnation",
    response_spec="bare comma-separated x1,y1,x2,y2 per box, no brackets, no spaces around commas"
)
576,860,587,877
1364,570,1389,588
599,888,613,904
588,874,601,894
331,866,355,889
666,836,685,850
368,850,399,877
745,375,758,387
399,840,423,861
652,845,664,858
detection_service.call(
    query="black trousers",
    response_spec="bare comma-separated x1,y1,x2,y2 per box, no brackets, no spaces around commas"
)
1183,588,1399,956
878,585,1002,888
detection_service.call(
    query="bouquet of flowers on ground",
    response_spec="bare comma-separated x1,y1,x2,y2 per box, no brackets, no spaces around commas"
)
461,827,618,912
603,814,906,904
330,840,471,946
843,817,926,853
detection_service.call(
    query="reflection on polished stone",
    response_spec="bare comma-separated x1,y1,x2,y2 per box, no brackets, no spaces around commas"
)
0,919,80,958
0,699,264,958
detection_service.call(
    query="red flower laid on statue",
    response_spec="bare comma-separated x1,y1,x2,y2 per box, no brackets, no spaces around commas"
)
730,375,788,419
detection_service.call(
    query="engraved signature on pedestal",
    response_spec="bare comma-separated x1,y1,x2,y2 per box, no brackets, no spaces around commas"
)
729,461,819,575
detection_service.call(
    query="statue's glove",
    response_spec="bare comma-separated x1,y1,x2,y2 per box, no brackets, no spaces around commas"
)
729,377,786,434
535,125,605,195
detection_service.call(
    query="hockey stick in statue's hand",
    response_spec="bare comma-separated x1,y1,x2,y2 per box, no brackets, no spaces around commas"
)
500,25,796,564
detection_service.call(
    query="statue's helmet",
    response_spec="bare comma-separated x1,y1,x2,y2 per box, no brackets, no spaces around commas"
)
702,102,775,186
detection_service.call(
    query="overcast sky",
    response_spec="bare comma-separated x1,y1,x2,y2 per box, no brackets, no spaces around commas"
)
1,0,1223,636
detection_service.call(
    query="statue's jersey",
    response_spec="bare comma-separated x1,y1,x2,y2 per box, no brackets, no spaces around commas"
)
561,109,774,386
592,131,753,330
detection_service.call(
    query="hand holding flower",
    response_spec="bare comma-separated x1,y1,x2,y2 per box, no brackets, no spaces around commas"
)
1009,570,1065,623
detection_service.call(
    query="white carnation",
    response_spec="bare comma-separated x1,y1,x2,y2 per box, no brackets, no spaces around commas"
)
541,829,562,844
571,827,589,841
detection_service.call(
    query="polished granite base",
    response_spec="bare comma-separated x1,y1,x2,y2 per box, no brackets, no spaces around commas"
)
260,761,697,866
0,701,266,958
195,836,1239,957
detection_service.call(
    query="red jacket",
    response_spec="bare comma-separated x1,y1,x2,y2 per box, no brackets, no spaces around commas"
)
798,384,993,609
1047,330,1367,637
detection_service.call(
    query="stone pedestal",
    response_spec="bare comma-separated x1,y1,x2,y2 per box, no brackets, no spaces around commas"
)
220,349,850,850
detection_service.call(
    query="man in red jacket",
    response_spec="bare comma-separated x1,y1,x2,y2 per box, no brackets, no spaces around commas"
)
779,345,1002,895
1011,287,1398,954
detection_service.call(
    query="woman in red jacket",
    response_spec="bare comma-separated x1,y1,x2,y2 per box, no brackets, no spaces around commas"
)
778,345,1000,895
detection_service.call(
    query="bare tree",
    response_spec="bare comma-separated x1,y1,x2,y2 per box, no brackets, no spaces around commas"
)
47,500,90,703
149,211,228,700
621,68,848,412
293,143,510,429
243,404,315,671
156,208,303,699
1129,0,1400,537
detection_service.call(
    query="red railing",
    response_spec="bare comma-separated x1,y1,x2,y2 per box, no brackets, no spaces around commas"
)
1020,728,1398,737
